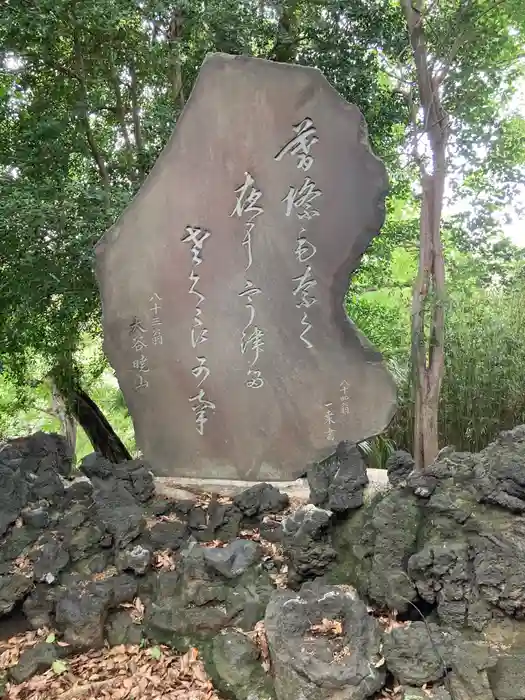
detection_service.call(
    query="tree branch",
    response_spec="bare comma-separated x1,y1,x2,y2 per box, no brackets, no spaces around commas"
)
107,52,134,159
168,8,185,110
71,29,111,198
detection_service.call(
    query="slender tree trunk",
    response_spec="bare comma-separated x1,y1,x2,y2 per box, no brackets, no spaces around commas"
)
51,365,131,464
49,378,77,457
130,59,145,180
402,0,448,469
72,31,111,202
168,9,185,110
108,54,135,169
68,386,132,463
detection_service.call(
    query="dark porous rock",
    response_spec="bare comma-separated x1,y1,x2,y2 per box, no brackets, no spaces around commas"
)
259,517,283,543
127,461,155,503
9,641,71,684
33,539,69,582
21,504,50,530
330,489,421,612
386,450,415,487
205,628,276,700
447,638,497,700
148,496,177,517
408,471,439,498
108,573,138,606
93,479,145,549
0,464,28,538
149,521,188,551
173,499,195,517
58,501,91,533
308,442,368,512
116,544,153,575
55,582,112,650
23,585,58,629
203,539,260,579
188,506,208,532
144,543,273,650
144,566,231,650
489,654,525,700
233,484,289,518
471,532,525,621
208,502,243,543
30,464,64,503
0,573,33,616
80,453,113,479
20,432,73,478
1,524,39,563
383,623,494,694
63,477,94,507
265,582,385,700
382,622,446,686
8,641,70,684
408,542,491,630
67,520,105,562
67,550,111,580
105,610,144,646
282,504,336,586
55,575,137,650
474,426,525,513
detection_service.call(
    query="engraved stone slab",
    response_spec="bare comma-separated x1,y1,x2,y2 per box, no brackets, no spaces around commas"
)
95,53,396,481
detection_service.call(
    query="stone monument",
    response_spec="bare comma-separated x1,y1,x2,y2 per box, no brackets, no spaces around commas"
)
95,53,396,481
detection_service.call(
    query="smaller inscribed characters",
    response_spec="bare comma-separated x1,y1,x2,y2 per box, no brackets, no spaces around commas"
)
340,380,350,416
129,317,149,391
324,402,336,442
150,293,163,346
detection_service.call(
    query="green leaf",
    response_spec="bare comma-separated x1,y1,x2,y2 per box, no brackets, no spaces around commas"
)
149,646,162,661
51,659,68,675
45,632,56,644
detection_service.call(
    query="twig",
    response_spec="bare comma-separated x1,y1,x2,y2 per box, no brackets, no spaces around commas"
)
60,677,116,699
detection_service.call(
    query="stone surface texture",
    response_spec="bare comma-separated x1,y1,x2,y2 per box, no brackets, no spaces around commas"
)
7,427,525,700
265,582,385,700
95,52,395,481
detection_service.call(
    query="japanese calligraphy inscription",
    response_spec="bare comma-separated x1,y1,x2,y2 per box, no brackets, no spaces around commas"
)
95,53,396,481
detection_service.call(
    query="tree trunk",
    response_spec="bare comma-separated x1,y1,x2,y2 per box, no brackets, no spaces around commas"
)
402,0,448,469
68,386,132,463
50,379,77,457
168,9,185,110
271,0,300,63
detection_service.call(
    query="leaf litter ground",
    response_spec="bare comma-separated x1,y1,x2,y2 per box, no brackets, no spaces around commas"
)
1,630,221,700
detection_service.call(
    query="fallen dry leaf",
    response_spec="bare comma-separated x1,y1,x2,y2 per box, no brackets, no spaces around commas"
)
247,621,271,672
309,618,344,637
154,549,177,571
2,633,221,700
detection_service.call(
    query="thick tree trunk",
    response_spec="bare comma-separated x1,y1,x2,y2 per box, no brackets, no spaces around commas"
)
69,386,132,463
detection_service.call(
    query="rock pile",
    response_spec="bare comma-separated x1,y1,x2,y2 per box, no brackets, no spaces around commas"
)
4,428,525,700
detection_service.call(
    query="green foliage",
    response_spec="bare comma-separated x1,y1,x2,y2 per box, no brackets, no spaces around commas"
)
149,646,162,661
0,0,525,461
51,660,68,676
358,435,396,470
350,251,525,456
